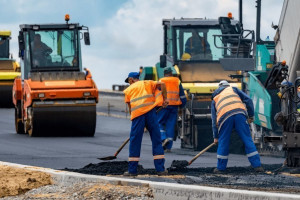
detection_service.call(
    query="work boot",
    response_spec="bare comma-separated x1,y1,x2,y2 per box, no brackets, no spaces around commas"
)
157,170,168,176
162,139,170,150
164,149,171,153
123,171,138,177
213,168,225,174
254,166,264,172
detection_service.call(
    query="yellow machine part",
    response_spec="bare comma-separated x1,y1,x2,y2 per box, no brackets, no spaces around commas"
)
13,61,20,72
0,72,20,81
0,31,11,37
182,82,242,94
152,66,158,81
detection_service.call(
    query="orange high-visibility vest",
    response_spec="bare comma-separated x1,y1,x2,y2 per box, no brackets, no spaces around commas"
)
124,80,161,120
159,77,182,106
213,87,246,125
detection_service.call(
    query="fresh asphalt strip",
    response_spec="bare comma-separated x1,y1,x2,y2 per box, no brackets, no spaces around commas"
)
1,161,300,200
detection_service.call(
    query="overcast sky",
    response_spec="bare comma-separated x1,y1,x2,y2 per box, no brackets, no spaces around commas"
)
1,0,284,89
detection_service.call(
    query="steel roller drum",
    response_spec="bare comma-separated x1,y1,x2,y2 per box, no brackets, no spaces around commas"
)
0,84,14,107
29,104,96,137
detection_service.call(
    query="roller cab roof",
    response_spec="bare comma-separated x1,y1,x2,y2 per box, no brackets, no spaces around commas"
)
0,31,11,37
19,23,82,31
162,18,238,26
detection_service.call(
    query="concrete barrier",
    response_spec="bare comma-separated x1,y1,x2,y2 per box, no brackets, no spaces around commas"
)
99,89,124,97
0,161,299,200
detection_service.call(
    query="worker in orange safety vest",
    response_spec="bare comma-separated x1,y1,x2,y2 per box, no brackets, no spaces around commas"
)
123,72,169,176
211,80,263,173
157,68,187,152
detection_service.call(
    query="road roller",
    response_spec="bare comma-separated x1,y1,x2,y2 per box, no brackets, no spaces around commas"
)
13,15,98,137
0,31,21,107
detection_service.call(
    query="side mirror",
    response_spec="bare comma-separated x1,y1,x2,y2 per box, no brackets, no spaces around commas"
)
84,32,90,45
160,55,167,68
18,31,25,59
18,31,25,51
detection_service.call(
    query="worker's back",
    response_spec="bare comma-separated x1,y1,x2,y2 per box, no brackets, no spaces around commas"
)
124,80,159,120
159,77,181,106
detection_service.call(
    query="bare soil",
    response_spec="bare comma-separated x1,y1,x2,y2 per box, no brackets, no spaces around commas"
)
0,165,52,198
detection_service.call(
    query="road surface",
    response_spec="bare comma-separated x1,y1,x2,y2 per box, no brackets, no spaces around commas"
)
0,105,284,170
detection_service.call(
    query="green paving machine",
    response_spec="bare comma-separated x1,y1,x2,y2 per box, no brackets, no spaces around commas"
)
139,0,284,155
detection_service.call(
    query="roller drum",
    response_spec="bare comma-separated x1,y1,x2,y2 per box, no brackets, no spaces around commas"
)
0,84,14,108
28,104,96,137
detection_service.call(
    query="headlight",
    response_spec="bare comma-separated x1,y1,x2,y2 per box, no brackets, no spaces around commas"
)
69,24,75,29
32,25,39,30
38,93,45,98
83,92,91,97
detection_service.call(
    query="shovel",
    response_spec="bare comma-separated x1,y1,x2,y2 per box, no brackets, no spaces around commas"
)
170,142,216,169
98,137,130,161
98,106,164,161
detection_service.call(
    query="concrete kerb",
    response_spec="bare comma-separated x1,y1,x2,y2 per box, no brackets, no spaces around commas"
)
0,161,300,200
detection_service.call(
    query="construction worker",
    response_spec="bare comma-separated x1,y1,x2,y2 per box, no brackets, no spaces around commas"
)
211,80,264,173
158,68,187,152
123,72,169,176
184,31,212,59
31,34,52,67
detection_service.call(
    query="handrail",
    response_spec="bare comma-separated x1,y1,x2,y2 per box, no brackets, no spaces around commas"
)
213,30,255,58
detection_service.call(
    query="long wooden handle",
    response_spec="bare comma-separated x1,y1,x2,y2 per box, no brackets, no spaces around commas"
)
188,143,215,165
156,106,163,113
114,137,130,157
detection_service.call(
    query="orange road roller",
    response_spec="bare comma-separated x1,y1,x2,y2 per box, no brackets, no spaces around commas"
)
13,16,98,136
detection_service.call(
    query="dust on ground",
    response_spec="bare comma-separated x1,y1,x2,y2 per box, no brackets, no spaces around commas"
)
0,165,52,198
65,161,300,194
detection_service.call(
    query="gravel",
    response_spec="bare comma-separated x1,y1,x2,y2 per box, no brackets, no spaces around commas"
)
1,182,154,200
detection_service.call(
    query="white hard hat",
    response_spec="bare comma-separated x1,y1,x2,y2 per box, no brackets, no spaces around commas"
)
219,80,230,87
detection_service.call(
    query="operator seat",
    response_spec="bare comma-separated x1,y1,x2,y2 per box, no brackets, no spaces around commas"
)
218,17,252,57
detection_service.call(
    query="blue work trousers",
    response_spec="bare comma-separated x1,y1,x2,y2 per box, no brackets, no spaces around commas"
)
128,108,165,173
157,106,178,150
217,114,261,170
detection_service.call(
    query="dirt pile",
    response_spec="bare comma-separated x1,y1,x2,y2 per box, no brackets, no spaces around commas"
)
0,165,52,198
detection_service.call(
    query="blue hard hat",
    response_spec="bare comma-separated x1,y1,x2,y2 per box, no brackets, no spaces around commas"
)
125,72,139,83
164,68,173,75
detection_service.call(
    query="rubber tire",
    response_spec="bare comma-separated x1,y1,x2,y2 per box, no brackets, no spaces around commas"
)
28,108,37,137
15,105,25,134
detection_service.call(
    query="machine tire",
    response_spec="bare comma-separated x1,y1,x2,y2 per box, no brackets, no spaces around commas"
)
28,108,38,137
28,124,35,137
15,104,25,134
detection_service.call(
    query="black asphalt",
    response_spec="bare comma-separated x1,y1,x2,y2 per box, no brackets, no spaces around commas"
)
0,107,285,170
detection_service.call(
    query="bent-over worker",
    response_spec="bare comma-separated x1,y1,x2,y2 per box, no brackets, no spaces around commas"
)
211,80,263,173
123,72,168,176
157,68,187,152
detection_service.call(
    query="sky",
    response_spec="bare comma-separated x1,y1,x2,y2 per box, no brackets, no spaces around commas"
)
0,0,284,89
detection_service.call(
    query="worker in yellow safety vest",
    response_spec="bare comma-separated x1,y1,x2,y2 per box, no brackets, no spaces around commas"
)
123,72,169,176
157,68,187,152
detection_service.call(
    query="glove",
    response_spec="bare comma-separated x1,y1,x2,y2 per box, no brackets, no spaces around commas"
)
214,138,218,144
247,117,254,124
162,100,169,108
